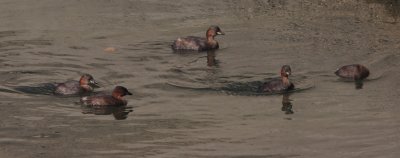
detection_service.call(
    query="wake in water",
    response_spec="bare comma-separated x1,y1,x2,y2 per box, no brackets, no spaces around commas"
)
13,83,58,96
167,76,314,96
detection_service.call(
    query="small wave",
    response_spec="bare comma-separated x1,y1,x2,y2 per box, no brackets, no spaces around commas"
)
13,83,57,95
166,75,314,96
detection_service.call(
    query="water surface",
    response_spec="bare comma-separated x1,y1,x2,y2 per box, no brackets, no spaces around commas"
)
0,0,399,158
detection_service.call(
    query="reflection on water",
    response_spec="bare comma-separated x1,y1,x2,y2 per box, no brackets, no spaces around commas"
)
81,105,133,120
0,0,399,157
355,80,364,89
206,50,218,67
281,93,293,115
336,78,366,90
366,0,400,22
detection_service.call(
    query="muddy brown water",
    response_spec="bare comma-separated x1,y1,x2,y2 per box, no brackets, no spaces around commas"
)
1,0,400,158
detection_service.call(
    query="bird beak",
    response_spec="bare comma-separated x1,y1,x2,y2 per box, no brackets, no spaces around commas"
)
217,31,225,35
127,91,133,95
90,80,100,88
286,72,291,76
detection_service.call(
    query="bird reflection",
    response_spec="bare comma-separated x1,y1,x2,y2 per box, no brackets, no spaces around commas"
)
355,80,364,89
206,50,219,67
281,93,294,114
365,0,400,23
81,105,133,120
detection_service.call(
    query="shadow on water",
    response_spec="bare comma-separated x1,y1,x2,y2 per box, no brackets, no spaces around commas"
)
366,0,400,22
81,105,133,120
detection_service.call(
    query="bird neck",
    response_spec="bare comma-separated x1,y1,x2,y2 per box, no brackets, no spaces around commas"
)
281,76,291,87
